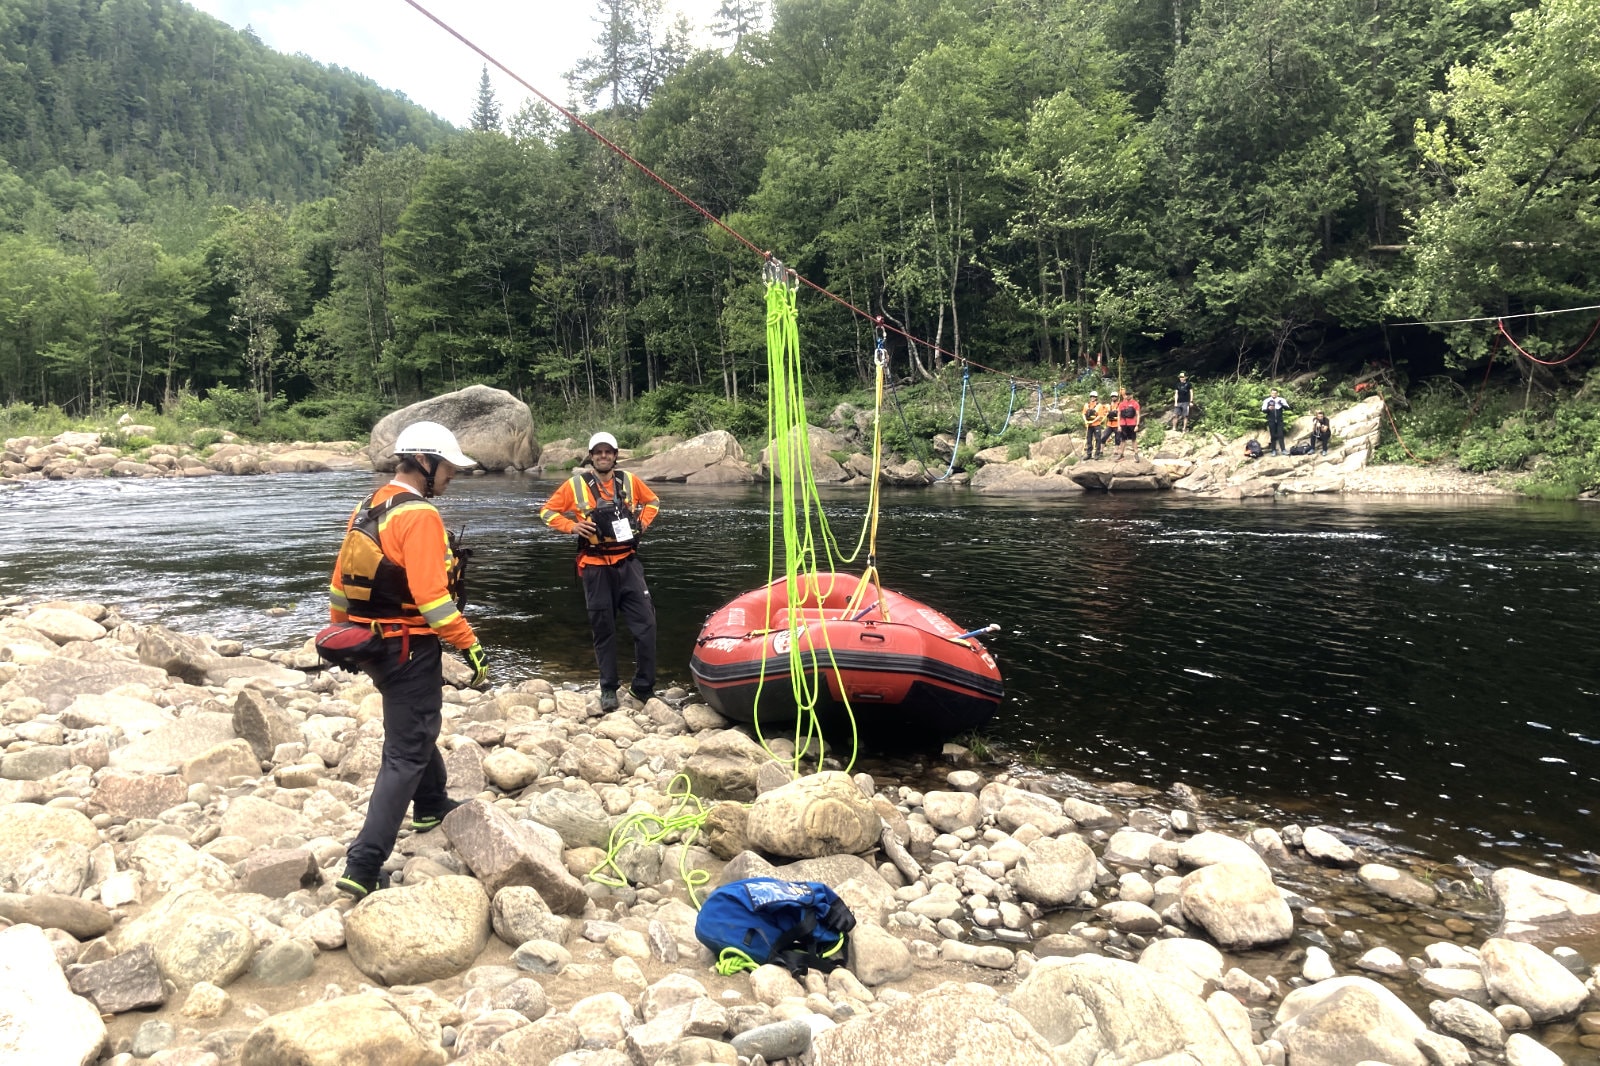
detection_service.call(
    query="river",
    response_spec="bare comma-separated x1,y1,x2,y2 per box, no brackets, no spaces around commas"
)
3,471,1597,877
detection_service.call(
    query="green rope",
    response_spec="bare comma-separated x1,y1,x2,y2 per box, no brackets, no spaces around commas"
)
753,271,862,776
715,947,760,975
587,773,713,905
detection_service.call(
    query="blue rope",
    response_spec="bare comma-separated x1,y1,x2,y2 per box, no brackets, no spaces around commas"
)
935,367,971,481
999,380,1019,433
1035,384,1043,424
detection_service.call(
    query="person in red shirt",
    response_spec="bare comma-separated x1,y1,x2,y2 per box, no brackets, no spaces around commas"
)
328,420,487,898
1114,391,1142,461
540,432,661,711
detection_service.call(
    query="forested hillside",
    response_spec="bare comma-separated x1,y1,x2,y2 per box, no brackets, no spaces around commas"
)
3,0,1598,455
0,0,453,198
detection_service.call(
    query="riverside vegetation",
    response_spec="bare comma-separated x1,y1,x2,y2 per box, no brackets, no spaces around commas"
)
2,595,1599,1066
2,0,1599,495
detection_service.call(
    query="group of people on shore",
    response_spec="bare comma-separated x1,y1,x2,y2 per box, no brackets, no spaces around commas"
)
1078,372,1331,459
325,424,657,897
1262,387,1332,456
1079,371,1194,461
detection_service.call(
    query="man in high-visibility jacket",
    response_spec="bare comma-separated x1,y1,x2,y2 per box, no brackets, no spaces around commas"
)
540,432,661,711
329,420,487,898
1081,391,1106,459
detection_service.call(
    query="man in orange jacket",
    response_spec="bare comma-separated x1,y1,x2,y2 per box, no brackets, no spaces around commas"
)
328,420,486,898
541,432,661,711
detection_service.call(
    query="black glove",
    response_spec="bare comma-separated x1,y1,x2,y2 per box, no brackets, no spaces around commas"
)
464,642,489,688
819,900,856,934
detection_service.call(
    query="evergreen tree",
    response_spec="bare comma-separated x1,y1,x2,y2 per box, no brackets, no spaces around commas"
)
337,94,380,174
471,66,501,132
712,0,765,54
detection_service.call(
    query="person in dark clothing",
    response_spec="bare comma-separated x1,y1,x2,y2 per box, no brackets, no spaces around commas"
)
1173,373,1193,434
1310,410,1332,455
539,432,661,711
329,421,487,898
1262,388,1291,456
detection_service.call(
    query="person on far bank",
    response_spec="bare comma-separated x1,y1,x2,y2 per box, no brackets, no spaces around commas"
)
1114,390,1142,461
1311,409,1331,456
540,432,660,711
1081,391,1107,459
329,420,488,899
1262,387,1291,456
1100,398,1120,459
1173,373,1193,434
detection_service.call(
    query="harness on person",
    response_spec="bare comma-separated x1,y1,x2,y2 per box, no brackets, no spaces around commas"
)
695,878,854,977
572,471,641,559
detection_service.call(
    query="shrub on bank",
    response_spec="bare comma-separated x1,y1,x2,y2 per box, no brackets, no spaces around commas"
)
1376,368,1600,496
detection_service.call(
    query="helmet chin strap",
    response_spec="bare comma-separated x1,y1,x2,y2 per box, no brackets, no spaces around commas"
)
420,454,439,498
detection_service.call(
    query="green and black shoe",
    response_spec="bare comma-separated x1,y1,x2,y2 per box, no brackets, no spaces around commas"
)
336,869,388,899
411,797,464,832
599,687,620,712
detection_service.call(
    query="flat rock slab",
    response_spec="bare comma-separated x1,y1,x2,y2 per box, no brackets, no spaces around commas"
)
203,658,306,688
68,943,167,1014
109,713,238,773
10,657,170,708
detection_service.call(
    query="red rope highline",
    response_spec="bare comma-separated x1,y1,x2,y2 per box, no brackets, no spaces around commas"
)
400,0,1013,376
1496,314,1600,367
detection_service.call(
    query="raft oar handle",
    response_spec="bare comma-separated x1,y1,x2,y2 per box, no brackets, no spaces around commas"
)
850,601,880,621
951,623,1001,643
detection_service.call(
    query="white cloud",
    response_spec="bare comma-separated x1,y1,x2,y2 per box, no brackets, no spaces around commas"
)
184,0,727,127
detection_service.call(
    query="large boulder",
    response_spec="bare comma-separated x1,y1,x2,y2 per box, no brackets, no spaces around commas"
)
1011,834,1099,909
1178,863,1294,950
811,984,1056,1065
136,624,214,684
0,923,106,1066
1478,938,1588,1021
970,465,1084,495
370,385,537,472
629,430,748,482
1009,955,1251,1066
239,993,446,1066
442,801,587,913
1271,976,1429,1066
0,804,100,876
1491,868,1600,944
343,875,491,985
109,889,256,988
745,772,881,859
1137,937,1226,998
760,424,852,483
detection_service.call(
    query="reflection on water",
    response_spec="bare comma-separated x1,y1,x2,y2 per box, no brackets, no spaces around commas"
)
3,472,1598,875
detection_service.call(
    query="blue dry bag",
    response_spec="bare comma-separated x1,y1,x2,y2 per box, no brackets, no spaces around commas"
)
695,878,854,976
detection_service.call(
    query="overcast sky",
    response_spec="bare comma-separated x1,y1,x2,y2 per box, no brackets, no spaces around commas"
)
184,0,729,128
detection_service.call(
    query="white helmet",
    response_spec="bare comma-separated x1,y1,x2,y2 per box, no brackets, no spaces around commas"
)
393,421,475,467
588,431,619,453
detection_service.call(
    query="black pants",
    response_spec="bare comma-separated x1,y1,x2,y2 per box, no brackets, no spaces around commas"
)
1266,415,1286,453
581,554,657,691
1312,431,1330,454
1085,425,1100,457
346,634,447,875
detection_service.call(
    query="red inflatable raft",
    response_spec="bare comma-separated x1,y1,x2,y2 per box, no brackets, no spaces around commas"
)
690,573,1002,746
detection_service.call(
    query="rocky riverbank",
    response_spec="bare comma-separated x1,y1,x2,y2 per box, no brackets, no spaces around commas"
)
2,596,1597,1066
4,384,1524,499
